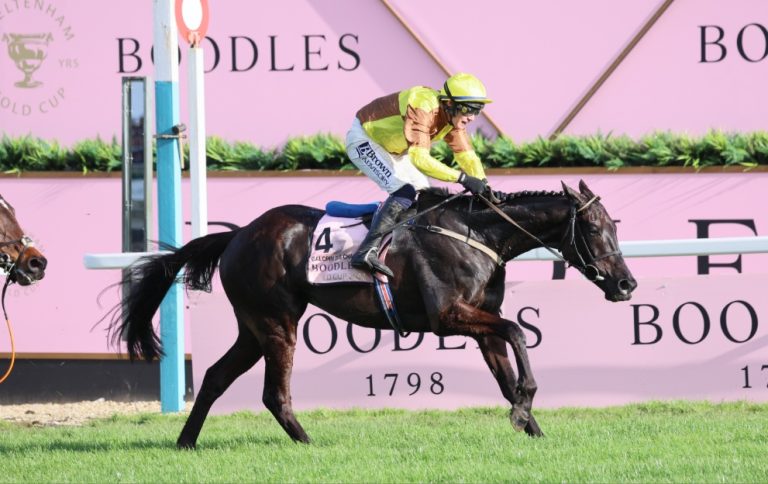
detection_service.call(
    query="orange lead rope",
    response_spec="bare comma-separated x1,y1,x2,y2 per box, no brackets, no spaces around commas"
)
0,277,15,384
0,238,34,384
0,315,14,384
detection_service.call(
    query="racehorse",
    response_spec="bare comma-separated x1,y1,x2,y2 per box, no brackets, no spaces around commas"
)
0,194,46,286
110,180,636,448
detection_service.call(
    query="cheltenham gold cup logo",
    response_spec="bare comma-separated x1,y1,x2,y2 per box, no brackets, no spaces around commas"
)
2,33,53,89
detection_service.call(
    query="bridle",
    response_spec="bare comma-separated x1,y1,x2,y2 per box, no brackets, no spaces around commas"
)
0,234,37,313
478,193,622,282
0,235,35,278
560,201,622,282
0,234,35,384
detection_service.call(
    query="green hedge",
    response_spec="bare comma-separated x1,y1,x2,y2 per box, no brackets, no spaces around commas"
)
2,131,767,173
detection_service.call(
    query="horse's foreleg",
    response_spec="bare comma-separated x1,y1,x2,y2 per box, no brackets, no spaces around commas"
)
261,331,310,444
442,302,539,433
475,335,520,404
501,320,538,427
177,330,263,449
476,335,543,437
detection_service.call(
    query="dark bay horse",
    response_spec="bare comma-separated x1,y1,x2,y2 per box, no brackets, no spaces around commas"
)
0,194,47,286
111,180,636,448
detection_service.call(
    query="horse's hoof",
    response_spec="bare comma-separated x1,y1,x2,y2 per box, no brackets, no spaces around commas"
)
509,407,530,432
524,418,544,438
177,440,196,450
292,433,312,444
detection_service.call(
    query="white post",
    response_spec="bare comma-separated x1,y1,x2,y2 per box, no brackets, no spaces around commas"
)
188,45,208,238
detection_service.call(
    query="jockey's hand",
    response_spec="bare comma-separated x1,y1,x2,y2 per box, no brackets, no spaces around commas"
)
458,172,487,196
482,180,503,204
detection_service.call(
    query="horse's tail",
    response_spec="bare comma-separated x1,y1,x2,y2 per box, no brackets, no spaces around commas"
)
109,229,239,362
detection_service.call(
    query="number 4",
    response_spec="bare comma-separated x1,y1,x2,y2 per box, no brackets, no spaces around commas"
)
314,227,333,253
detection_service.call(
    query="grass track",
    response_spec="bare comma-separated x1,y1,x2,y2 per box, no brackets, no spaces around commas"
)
0,401,766,483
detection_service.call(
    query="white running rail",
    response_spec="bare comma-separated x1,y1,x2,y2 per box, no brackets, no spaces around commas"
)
83,236,768,269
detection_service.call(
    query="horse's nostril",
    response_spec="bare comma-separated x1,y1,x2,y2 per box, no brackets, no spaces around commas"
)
618,279,634,293
28,256,47,272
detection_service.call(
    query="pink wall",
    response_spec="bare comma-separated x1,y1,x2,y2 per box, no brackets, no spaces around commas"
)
0,171,764,358
0,171,764,408
2,1,766,147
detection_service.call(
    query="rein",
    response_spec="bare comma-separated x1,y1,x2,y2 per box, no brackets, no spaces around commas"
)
0,235,34,384
478,194,569,265
477,193,616,282
378,189,512,265
377,190,617,282
381,189,470,236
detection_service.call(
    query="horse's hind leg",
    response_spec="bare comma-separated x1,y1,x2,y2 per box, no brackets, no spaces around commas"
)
260,319,310,443
177,327,263,449
476,335,543,437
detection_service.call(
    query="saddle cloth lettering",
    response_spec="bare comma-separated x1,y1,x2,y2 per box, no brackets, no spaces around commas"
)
308,214,390,285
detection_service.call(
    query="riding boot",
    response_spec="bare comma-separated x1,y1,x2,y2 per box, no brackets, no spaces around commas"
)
350,196,407,278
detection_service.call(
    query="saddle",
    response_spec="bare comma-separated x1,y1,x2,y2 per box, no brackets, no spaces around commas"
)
325,201,378,219
325,201,417,228
309,200,406,335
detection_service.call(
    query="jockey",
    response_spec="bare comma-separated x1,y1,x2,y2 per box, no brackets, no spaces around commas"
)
346,72,494,277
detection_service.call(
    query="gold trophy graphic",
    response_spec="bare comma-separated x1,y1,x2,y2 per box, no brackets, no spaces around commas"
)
3,33,53,88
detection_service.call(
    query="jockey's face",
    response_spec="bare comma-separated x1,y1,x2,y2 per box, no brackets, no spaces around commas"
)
450,109,477,129
446,101,482,129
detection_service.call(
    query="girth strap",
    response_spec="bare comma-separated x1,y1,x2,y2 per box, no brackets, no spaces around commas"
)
411,224,504,266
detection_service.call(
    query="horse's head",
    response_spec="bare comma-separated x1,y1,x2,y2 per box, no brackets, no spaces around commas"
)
0,195,46,286
559,180,636,302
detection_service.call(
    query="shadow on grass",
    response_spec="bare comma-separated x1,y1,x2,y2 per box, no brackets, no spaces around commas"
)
0,407,319,455
0,435,295,453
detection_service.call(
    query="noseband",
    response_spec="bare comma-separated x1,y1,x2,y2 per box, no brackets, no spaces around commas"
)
0,235,35,276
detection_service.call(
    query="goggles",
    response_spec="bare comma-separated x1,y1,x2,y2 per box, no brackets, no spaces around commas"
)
456,102,484,116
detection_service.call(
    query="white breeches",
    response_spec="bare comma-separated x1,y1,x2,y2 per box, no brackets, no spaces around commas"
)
345,118,430,194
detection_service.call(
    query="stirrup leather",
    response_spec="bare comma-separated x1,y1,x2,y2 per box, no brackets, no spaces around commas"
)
355,247,393,278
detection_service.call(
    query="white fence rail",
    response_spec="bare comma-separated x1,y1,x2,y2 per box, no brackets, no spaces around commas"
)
83,236,768,269
515,235,768,260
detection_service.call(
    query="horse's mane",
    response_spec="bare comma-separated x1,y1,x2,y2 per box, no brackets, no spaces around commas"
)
417,187,563,211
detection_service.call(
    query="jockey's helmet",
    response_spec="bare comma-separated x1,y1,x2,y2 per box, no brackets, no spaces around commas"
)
439,73,493,109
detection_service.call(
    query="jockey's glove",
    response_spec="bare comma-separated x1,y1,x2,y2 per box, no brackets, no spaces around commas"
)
458,172,487,196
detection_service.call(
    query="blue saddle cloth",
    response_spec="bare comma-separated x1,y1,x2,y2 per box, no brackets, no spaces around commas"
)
325,201,379,218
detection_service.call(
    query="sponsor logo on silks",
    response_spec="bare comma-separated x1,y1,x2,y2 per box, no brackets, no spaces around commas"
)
356,142,392,183
0,1,78,117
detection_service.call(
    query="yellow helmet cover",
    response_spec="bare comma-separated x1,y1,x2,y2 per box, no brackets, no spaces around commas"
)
439,73,492,104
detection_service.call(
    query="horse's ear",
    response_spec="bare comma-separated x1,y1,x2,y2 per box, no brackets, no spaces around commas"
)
561,181,582,202
578,179,596,198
